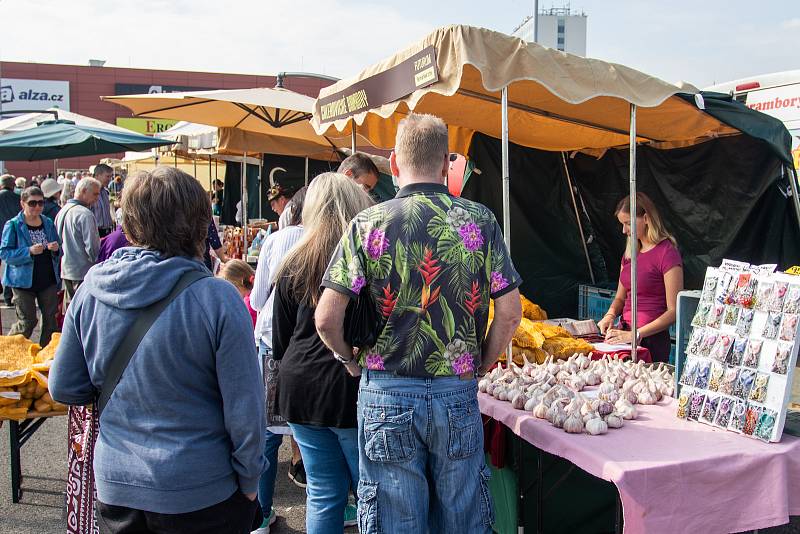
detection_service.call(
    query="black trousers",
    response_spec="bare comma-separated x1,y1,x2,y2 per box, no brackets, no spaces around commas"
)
97,490,261,534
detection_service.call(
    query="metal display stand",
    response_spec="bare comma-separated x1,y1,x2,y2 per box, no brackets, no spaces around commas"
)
5,411,67,502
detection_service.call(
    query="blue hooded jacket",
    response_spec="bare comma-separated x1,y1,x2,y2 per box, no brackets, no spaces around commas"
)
49,248,266,514
0,211,61,288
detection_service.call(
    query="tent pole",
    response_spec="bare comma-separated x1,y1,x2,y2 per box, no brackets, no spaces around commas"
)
174,152,177,168
629,104,638,362
561,152,595,285
208,155,212,193
788,166,800,233
305,157,309,186
242,152,248,258
351,124,357,154
193,157,197,182
501,86,513,362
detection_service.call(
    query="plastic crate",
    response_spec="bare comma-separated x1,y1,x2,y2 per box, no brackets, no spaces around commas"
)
577,284,616,323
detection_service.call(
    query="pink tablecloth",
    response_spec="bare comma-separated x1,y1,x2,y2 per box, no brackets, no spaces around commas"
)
479,393,800,534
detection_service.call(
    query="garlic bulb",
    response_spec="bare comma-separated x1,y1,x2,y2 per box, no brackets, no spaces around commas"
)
605,413,624,428
598,382,616,395
533,401,549,419
618,403,638,420
585,417,608,435
552,412,566,428
485,382,496,397
546,403,564,423
637,389,656,405
478,378,490,393
524,396,539,412
583,371,601,386
597,400,614,417
497,387,510,402
511,392,528,410
563,413,584,434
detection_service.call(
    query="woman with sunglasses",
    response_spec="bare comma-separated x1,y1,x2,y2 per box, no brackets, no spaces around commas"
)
0,186,62,345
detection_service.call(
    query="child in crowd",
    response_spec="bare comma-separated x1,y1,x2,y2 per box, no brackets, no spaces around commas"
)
218,259,257,326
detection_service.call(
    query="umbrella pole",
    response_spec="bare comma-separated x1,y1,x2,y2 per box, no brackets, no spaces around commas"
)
208,155,212,193
193,158,197,182
788,166,800,233
259,154,263,219
628,104,638,362
304,157,309,186
351,125,357,154
501,86,513,362
561,152,595,285
242,153,248,258
174,152,177,168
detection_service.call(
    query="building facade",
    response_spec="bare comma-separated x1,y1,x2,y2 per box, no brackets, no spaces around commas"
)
512,6,587,57
0,62,335,176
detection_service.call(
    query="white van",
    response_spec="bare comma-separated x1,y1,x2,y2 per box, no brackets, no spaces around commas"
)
705,71,800,160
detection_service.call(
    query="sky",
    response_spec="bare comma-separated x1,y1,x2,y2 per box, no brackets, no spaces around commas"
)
0,0,797,88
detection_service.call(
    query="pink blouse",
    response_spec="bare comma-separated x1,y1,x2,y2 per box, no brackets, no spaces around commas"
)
620,240,682,327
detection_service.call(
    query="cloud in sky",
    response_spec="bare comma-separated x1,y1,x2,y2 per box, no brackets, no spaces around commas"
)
0,0,796,88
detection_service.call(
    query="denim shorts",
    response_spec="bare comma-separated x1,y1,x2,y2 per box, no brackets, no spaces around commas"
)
356,370,493,534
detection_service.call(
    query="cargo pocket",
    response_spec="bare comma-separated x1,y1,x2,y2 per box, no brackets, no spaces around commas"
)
447,399,480,459
357,481,381,534
479,464,495,527
363,404,415,463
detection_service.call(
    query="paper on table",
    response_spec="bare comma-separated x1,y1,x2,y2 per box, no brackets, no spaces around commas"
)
594,342,633,352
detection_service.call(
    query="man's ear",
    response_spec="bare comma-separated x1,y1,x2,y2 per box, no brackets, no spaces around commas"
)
389,151,400,177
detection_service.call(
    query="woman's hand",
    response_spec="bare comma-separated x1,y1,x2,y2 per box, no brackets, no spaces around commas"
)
29,244,44,255
46,241,59,252
605,329,634,344
597,314,615,334
343,360,362,377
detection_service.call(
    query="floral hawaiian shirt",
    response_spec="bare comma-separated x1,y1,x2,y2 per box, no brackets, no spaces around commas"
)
322,183,521,378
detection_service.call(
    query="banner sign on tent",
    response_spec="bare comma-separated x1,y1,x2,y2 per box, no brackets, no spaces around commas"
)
315,46,438,123
0,78,70,114
114,83,216,95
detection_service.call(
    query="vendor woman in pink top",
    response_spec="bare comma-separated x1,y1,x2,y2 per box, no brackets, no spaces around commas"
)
598,193,683,362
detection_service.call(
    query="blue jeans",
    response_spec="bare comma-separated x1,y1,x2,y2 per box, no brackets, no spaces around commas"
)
288,423,359,534
357,370,494,534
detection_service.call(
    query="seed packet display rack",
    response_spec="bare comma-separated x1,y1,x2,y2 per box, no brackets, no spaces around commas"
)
677,259,800,442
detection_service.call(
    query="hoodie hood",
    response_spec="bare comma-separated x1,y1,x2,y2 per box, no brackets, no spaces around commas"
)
85,247,209,310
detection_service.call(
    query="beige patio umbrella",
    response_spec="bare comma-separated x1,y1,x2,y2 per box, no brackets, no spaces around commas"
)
311,24,759,358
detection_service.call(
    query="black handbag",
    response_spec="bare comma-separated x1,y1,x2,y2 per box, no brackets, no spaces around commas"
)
344,289,380,348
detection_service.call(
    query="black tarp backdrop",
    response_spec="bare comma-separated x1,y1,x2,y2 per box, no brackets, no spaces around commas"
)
221,155,336,225
463,132,800,318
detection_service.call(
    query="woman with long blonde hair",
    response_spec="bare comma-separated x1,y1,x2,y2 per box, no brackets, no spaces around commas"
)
599,192,683,362
271,172,373,533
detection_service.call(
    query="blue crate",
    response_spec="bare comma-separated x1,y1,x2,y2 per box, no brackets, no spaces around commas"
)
578,284,616,323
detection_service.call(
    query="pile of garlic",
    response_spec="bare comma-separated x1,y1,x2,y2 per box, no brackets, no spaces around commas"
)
478,354,674,435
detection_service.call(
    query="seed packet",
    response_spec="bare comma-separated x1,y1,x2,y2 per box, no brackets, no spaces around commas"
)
699,331,718,358
702,272,719,301
718,366,739,396
783,285,800,314
754,409,778,442
755,281,774,312
714,396,734,428
707,362,725,392
779,313,799,342
700,394,720,424
717,271,737,305
728,399,747,432
743,405,763,435
706,303,725,329
732,368,756,399
748,373,770,403
691,301,712,328
769,281,789,312
771,343,792,375
679,358,699,387
735,308,755,337
722,305,741,327
676,388,692,419
693,359,712,389
709,334,734,362
743,338,763,368
687,390,706,421
734,273,757,308
727,337,747,366
762,312,782,339
686,328,705,357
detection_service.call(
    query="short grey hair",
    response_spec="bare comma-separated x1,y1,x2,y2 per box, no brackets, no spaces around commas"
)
394,113,449,178
75,177,101,197
93,163,113,177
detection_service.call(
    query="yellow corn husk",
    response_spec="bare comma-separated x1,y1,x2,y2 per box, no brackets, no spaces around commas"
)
34,333,60,364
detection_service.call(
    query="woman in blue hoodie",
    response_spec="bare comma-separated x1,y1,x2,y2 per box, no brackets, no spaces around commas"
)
0,186,61,346
50,167,266,534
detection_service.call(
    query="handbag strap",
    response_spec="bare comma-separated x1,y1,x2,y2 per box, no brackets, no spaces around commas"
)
98,269,209,414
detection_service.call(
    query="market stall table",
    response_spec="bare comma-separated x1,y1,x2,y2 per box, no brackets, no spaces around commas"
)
4,410,67,502
479,393,800,533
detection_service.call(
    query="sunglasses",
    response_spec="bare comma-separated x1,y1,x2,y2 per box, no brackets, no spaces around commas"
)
25,200,45,207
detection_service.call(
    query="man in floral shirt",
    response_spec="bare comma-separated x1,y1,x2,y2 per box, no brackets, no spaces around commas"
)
316,113,522,533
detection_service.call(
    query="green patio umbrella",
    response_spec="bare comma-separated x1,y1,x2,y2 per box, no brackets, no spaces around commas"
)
0,119,175,161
